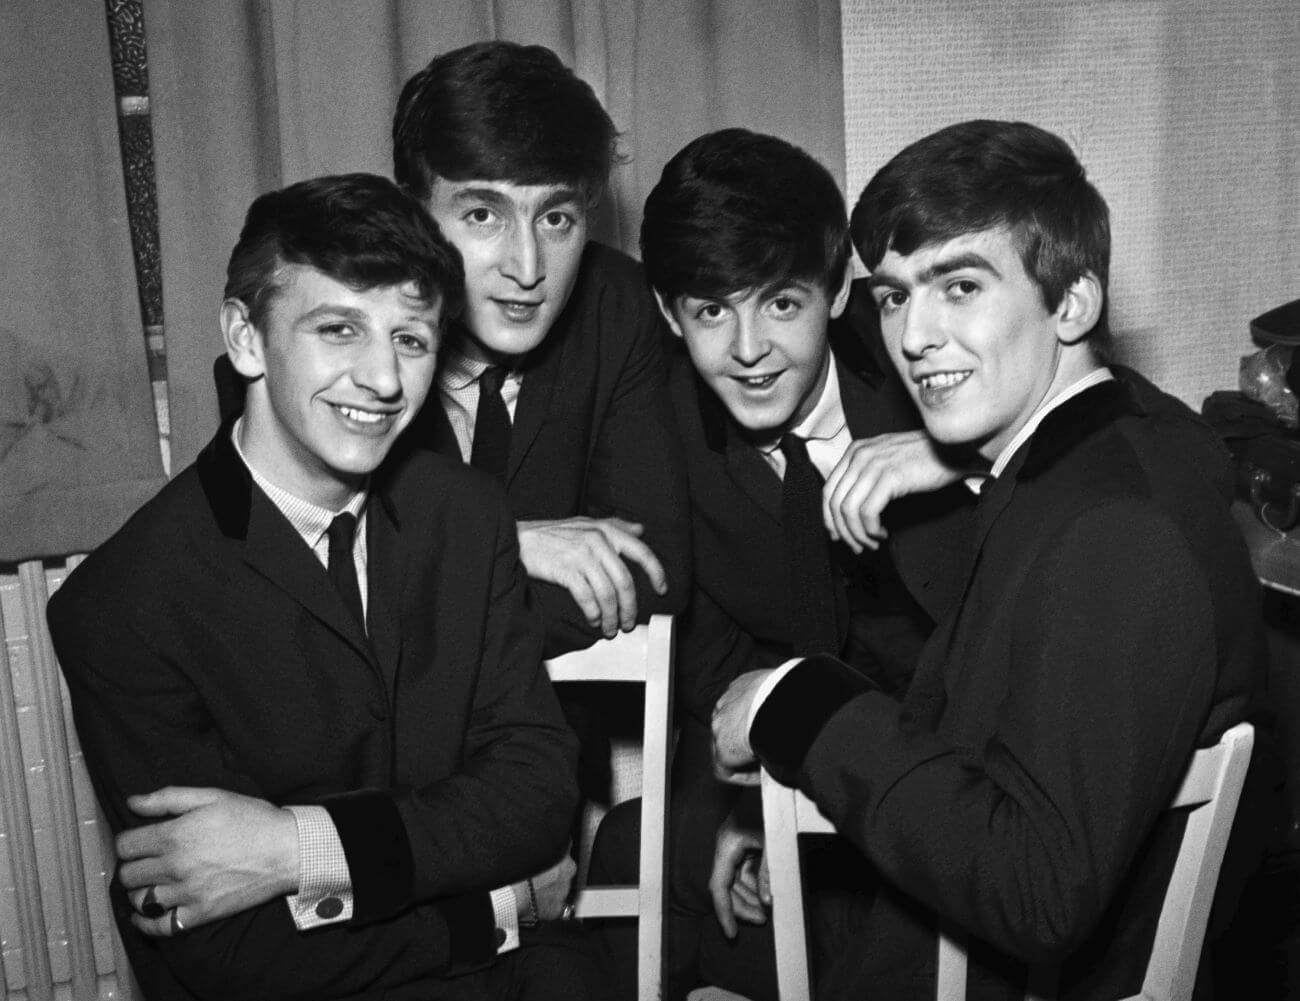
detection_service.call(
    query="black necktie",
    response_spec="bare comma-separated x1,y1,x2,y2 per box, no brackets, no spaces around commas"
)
779,434,839,655
327,512,365,631
470,365,511,480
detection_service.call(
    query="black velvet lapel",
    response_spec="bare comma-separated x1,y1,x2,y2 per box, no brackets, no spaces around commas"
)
1018,379,1144,481
196,417,255,540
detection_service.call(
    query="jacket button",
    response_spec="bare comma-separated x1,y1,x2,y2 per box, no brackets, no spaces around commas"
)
316,897,344,919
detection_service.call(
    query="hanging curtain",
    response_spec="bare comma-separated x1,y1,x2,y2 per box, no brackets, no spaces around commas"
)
0,1,165,563
143,0,845,471
841,0,1300,408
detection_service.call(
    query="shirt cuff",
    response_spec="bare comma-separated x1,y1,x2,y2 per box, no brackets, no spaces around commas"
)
746,658,804,737
491,885,520,953
285,804,353,929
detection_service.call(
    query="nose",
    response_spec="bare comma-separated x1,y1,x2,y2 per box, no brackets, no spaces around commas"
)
730,313,771,366
353,336,403,400
501,224,544,289
898,297,944,361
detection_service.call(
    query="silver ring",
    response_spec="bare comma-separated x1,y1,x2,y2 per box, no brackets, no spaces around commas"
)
170,908,186,935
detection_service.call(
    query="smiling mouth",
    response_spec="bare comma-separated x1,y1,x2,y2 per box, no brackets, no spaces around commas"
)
731,372,782,390
914,370,972,407
332,403,396,426
917,371,971,390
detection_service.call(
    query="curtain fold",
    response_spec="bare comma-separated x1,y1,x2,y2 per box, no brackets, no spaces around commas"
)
0,1,165,563
144,0,845,469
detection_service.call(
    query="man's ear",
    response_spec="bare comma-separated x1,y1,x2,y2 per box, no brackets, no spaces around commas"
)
653,289,685,339
1054,272,1103,346
220,299,267,379
828,260,853,320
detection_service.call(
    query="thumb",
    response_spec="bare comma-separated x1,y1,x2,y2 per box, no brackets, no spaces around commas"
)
127,786,222,817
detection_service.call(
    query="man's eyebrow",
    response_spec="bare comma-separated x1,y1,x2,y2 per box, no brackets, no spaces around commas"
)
535,186,585,211
449,187,511,207
867,251,1003,290
297,303,368,323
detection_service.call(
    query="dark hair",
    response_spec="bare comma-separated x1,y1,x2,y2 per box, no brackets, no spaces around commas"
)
851,120,1111,348
640,128,850,304
223,173,464,329
393,41,620,203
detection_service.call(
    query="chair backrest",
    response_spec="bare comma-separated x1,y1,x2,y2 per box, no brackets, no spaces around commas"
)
1,557,139,1001
761,721,1256,1001
545,614,676,1001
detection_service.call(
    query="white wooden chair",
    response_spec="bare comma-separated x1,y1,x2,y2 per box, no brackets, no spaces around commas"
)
759,721,1255,1001
1,557,140,1001
544,613,676,1001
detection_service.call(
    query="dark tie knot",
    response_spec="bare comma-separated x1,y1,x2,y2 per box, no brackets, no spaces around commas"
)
479,365,508,397
779,433,812,466
327,512,358,563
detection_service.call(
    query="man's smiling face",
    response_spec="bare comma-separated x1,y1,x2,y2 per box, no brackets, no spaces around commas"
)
660,276,849,439
227,264,440,508
869,227,1070,462
423,177,588,360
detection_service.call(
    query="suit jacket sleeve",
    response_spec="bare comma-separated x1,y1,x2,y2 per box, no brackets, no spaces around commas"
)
751,502,1219,962
530,279,692,657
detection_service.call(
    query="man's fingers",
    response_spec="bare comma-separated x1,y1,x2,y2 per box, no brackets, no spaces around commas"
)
118,855,172,890
730,887,768,926
758,854,772,906
586,542,640,634
601,527,668,596
708,867,739,939
116,822,177,865
127,786,220,818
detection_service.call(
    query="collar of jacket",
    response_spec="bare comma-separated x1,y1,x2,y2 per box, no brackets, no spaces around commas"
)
196,416,402,540
1015,376,1148,482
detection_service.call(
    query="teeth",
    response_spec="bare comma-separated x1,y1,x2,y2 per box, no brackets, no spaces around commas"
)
337,406,385,424
920,371,969,389
738,374,777,387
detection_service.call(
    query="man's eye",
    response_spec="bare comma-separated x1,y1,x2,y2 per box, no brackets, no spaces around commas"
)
769,296,801,316
540,210,575,232
694,303,726,322
876,291,906,313
464,208,495,225
319,323,357,340
949,279,979,299
393,332,432,356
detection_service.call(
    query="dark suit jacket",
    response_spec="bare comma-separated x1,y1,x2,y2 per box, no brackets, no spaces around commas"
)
47,425,579,1001
671,283,964,726
753,378,1264,1000
406,241,691,657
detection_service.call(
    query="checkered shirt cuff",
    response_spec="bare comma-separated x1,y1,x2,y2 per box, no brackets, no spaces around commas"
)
491,885,520,953
285,805,353,929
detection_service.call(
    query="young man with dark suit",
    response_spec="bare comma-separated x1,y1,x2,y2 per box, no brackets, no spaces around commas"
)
710,120,1263,1000
47,174,603,1000
590,128,961,1000
393,41,690,658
